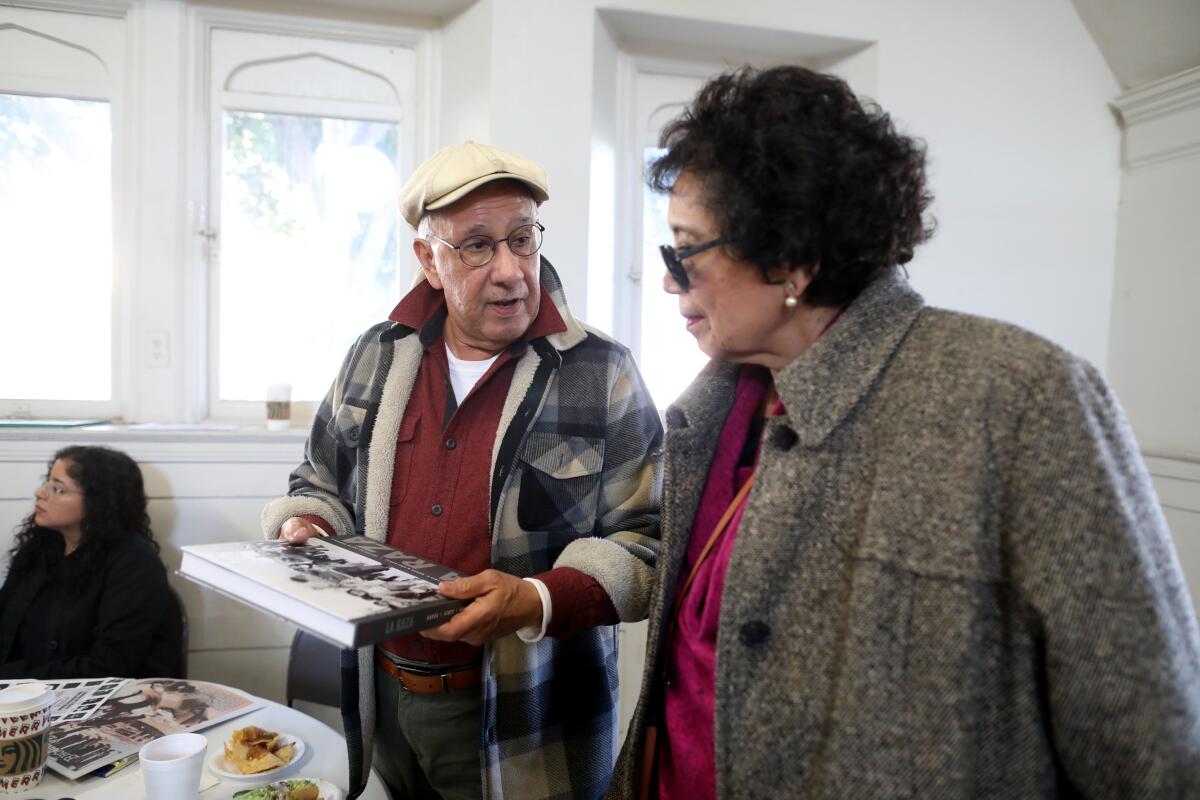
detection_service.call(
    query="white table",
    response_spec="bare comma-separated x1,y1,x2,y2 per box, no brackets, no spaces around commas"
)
15,696,390,799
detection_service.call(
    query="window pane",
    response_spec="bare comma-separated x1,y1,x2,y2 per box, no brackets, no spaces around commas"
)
639,147,708,407
219,111,400,402
0,93,112,401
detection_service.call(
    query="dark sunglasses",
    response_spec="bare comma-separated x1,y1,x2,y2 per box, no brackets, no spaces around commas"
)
658,236,729,291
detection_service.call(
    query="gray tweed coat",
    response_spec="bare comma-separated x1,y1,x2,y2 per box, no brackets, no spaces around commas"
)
608,268,1200,799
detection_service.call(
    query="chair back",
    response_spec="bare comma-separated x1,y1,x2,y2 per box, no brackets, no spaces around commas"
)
165,583,189,678
286,629,342,708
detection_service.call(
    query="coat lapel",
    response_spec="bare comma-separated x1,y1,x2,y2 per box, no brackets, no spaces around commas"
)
650,360,741,643
363,333,423,542
775,267,924,447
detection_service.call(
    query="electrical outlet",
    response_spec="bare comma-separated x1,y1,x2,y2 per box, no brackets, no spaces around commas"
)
147,331,170,369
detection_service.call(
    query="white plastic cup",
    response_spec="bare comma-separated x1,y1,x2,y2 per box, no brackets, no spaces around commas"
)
139,732,207,800
0,682,55,794
266,383,292,430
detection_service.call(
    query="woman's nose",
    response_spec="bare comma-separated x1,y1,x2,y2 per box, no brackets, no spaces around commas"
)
663,269,683,295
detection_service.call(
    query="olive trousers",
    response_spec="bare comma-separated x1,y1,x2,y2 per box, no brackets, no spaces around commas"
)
373,659,484,800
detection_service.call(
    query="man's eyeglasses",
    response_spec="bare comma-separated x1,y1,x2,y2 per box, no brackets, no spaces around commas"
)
658,236,729,291
428,222,545,268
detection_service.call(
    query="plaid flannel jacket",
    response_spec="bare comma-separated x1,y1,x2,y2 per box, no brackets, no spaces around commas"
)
263,258,663,800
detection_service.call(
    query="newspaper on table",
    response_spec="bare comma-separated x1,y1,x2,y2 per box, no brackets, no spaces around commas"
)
44,678,262,780
0,677,128,724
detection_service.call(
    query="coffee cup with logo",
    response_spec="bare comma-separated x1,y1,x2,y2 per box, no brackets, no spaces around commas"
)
0,682,55,793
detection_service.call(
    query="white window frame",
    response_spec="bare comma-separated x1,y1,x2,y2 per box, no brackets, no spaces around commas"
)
612,54,724,396
0,4,130,421
188,7,432,424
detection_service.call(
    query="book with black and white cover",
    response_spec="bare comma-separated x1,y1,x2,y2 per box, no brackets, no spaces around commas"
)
179,537,466,648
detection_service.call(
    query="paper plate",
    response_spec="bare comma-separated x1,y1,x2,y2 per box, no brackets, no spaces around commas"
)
231,776,343,800
208,732,305,780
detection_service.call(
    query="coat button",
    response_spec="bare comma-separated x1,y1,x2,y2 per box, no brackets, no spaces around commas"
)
771,426,798,451
48,640,58,651
445,438,457,450
739,621,771,646
348,425,360,442
431,504,443,517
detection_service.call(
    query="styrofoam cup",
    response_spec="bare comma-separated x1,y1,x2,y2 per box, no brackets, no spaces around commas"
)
139,732,207,800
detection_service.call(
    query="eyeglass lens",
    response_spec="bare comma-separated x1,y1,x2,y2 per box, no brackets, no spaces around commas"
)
659,245,691,290
38,479,76,497
459,223,543,267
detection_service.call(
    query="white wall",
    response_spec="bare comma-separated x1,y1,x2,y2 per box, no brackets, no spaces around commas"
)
434,0,1122,368
438,0,493,147
1108,67,1200,612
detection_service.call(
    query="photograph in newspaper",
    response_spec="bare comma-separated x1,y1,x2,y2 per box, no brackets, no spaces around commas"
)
45,679,261,779
0,677,128,725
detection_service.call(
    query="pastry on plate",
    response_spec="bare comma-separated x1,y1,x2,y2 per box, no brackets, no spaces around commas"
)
224,725,296,775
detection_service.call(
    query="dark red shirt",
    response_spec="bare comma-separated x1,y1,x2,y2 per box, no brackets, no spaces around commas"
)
374,280,616,664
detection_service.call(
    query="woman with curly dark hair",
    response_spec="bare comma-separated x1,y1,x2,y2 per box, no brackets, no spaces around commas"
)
0,445,182,678
609,66,1200,799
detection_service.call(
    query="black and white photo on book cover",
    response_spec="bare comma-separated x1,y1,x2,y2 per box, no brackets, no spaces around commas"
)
179,537,466,648
46,679,260,780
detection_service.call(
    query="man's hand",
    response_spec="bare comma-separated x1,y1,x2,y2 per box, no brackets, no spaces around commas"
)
278,517,324,546
422,570,543,647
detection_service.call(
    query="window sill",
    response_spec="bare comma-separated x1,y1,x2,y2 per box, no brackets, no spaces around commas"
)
0,422,308,443
0,423,309,466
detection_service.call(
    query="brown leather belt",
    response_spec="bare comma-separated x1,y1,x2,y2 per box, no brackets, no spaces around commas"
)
374,649,483,695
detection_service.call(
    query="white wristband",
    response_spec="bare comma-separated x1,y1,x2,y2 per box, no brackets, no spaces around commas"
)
516,577,552,643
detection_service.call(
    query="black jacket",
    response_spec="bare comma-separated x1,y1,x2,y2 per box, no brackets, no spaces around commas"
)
0,536,182,678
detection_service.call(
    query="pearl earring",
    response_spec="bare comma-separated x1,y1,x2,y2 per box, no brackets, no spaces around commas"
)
784,281,799,308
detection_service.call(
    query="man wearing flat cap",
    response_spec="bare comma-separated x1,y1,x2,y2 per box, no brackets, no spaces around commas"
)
262,141,663,800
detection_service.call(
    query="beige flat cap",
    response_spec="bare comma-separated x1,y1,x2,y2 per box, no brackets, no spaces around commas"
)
399,140,550,229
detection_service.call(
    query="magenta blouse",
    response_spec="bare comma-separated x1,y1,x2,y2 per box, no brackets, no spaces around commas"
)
658,366,773,800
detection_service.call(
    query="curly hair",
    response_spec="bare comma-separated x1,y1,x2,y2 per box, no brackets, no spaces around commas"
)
7,445,157,592
648,65,934,306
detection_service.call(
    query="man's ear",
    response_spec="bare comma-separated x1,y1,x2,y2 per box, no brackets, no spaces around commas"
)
413,239,443,290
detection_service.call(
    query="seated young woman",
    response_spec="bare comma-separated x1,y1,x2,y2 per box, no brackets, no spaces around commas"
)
0,445,182,678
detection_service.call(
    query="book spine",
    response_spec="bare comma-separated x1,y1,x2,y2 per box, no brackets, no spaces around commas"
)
353,603,464,648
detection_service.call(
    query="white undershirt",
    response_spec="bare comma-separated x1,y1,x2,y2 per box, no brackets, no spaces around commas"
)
445,344,499,405
444,343,552,642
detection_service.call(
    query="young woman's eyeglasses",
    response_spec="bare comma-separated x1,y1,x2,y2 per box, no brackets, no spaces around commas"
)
38,480,82,498
427,222,545,268
658,236,729,291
